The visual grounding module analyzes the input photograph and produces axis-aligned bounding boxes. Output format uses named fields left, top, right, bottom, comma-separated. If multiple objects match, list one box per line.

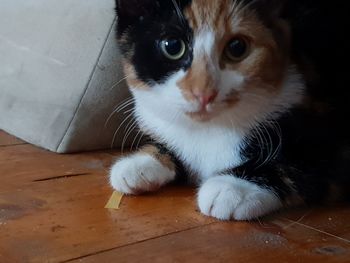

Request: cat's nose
left=194, top=90, right=218, bottom=109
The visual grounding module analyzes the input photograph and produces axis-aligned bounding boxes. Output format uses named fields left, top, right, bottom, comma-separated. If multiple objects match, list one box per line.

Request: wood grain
left=0, top=132, right=349, bottom=263
left=0, top=177, right=213, bottom=262
left=0, top=144, right=118, bottom=188
left=72, top=220, right=350, bottom=263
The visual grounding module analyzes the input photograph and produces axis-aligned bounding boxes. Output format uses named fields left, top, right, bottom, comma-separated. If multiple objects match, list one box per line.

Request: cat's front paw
left=197, top=175, right=282, bottom=220
left=109, top=153, right=176, bottom=194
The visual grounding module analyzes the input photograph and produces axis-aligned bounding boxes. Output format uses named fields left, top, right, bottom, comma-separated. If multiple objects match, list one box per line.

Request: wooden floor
left=0, top=130, right=349, bottom=263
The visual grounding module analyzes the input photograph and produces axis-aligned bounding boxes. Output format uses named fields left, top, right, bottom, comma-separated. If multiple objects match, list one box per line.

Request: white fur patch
left=198, top=175, right=282, bottom=220
left=133, top=98, right=244, bottom=179
left=194, top=29, right=216, bottom=58
left=109, top=153, right=176, bottom=194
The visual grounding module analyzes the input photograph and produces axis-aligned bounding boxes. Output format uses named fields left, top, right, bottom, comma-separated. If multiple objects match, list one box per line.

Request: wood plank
left=69, top=219, right=350, bottom=263
left=1, top=131, right=350, bottom=263
left=0, top=130, right=26, bottom=146
left=0, top=176, right=214, bottom=263
left=0, top=144, right=119, bottom=188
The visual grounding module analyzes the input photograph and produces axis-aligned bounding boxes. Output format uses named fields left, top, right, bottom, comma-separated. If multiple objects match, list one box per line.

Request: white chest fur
left=169, top=126, right=243, bottom=180
left=134, top=101, right=244, bottom=181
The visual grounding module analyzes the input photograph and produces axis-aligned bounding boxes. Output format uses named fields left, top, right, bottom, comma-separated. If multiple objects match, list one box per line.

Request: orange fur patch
left=179, top=0, right=290, bottom=102
left=141, top=145, right=176, bottom=171
left=178, top=56, right=217, bottom=102
left=123, top=61, right=149, bottom=89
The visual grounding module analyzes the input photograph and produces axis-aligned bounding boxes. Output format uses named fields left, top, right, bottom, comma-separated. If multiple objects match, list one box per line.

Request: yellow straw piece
left=105, top=191, right=124, bottom=210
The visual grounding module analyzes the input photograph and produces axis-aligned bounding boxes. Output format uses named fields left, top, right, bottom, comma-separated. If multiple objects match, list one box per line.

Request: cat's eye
left=225, top=37, right=249, bottom=62
left=160, top=38, right=186, bottom=60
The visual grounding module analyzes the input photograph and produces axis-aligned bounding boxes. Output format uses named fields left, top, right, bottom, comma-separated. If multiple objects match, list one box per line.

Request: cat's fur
left=110, top=0, right=350, bottom=220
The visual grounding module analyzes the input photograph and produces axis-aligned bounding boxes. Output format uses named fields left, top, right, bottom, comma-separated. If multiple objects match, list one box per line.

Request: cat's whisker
left=124, top=113, right=136, bottom=133
left=135, top=131, right=146, bottom=150
left=253, top=118, right=283, bottom=169
left=117, top=102, right=135, bottom=116
left=115, top=97, right=134, bottom=109
left=130, top=128, right=143, bottom=151
left=251, top=124, right=266, bottom=164
left=112, top=90, right=149, bottom=151
left=257, top=122, right=274, bottom=168
left=116, top=98, right=135, bottom=113
left=123, top=108, right=134, bottom=115
left=256, top=125, right=267, bottom=163
left=120, top=115, right=138, bottom=151
left=254, top=123, right=270, bottom=167
left=121, top=120, right=138, bottom=153
left=104, top=97, right=135, bottom=128
left=115, top=96, right=134, bottom=108
left=109, top=74, right=132, bottom=91
left=268, top=120, right=282, bottom=161
left=111, top=112, right=134, bottom=148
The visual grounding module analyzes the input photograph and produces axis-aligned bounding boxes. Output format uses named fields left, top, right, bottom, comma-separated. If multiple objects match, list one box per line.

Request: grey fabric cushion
left=0, top=0, right=132, bottom=153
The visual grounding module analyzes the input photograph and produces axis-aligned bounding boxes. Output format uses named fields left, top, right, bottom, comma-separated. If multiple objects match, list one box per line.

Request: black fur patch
left=116, top=0, right=193, bottom=84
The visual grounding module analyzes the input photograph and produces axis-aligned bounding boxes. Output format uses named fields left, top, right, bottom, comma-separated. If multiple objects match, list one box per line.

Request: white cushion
left=0, top=0, right=131, bottom=152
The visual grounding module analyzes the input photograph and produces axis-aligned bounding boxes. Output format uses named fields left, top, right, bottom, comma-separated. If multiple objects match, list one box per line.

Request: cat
left=109, top=0, right=350, bottom=220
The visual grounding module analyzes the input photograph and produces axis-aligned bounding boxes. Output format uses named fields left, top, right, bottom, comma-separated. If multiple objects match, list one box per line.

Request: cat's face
left=116, top=0, right=302, bottom=129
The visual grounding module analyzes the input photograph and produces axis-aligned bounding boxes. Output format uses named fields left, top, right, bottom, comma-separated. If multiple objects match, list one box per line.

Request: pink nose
left=194, top=90, right=218, bottom=108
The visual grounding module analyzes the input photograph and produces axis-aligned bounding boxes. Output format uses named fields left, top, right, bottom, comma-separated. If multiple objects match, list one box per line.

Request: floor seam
left=60, top=221, right=217, bottom=263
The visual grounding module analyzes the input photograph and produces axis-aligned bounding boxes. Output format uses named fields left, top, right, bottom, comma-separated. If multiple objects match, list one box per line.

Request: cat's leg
left=109, top=144, right=177, bottom=194
left=197, top=163, right=305, bottom=221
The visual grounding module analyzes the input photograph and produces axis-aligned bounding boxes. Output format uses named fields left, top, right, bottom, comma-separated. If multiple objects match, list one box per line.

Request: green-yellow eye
left=225, top=37, right=249, bottom=62
left=160, top=38, right=186, bottom=60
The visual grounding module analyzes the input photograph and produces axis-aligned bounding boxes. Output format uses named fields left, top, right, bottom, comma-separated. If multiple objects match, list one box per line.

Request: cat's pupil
left=226, top=38, right=248, bottom=61
left=165, top=39, right=181, bottom=55
left=160, top=38, right=186, bottom=60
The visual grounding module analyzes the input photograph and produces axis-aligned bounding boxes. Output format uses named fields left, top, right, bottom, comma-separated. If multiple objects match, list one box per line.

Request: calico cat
left=109, top=0, right=350, bottom=220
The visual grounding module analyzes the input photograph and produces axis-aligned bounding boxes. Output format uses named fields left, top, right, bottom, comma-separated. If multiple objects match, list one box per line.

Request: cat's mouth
left=185, top=98, right=239, bottom=122
left=186, top=104, right=220, bottom=121
left=186, top=110, right=214, bottom=122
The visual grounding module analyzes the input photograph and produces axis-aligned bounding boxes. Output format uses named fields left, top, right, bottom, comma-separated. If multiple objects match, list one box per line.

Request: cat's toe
left=198, top=175, right=282, bottom=220
left=109, top=153, right=176, bottom=194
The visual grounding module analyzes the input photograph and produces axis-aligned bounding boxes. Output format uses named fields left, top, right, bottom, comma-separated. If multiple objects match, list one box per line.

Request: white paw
left=198, top=175, right=282, bottom=221
left=109, top=153, right=175, bottom=194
